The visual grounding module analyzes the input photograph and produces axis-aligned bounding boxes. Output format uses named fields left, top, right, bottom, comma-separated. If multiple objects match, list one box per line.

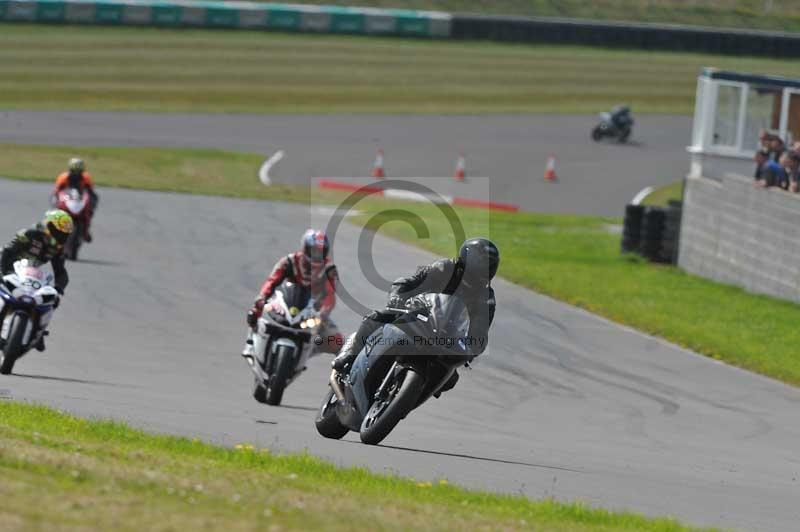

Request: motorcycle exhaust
left=329, top=369, right=347, bottom=403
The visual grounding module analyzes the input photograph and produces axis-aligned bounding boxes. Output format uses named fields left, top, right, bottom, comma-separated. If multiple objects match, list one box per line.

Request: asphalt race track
left=0, top=111, right=690, bottom=216
left=2, top=179, right=799, bottom=531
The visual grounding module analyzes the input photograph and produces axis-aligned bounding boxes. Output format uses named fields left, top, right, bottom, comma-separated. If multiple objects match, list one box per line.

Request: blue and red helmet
left=301, top=229, right=330, bottom=265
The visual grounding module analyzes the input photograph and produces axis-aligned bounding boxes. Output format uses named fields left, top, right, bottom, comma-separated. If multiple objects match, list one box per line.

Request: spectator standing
left=754, top=148, right=787, bottom=188
left=768, top=135, right=786, bottom=162
left=754, top=148, right=769, bottom=180
left=759, top=129, right=772, bottom=151
left=783, top=150, right=800, bottom=192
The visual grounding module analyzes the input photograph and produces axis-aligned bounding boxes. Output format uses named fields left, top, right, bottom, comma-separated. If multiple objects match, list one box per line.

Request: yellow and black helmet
left=43, top=209, right=74, bottom=245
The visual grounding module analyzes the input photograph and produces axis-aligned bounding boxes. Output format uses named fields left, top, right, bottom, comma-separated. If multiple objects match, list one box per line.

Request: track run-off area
left=0, top=111, right=690, bottom=216
left=1, top=179, right=800, bottom=531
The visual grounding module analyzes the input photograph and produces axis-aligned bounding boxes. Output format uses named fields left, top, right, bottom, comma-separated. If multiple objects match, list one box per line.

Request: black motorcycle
left=315, top=293, right=474, bottom=445
left=592, top=107, right=633, bottom=143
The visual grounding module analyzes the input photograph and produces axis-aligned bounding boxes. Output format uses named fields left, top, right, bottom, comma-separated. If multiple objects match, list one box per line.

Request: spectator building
left=689, top=68, right=800, bottom=180
left=680, top=68, right=800, bottom=305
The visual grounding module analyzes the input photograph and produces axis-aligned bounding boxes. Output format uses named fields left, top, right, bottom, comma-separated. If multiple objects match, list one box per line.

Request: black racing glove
left=247, top=297, right=267, bottom=328
left=387, top=294, right=405, bottom=309
left=404, top=295, right=429, bottom=311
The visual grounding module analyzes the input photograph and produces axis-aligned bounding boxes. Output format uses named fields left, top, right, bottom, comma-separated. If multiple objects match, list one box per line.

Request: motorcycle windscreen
left=414, top=293, right=471, bottom=355
left=276, top=281, right=311, bottom=316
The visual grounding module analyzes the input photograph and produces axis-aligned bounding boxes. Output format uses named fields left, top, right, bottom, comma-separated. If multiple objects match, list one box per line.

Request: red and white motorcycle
left=55, top=188, right=91, bottom=260
left=0, top=260, right=60, bottom=374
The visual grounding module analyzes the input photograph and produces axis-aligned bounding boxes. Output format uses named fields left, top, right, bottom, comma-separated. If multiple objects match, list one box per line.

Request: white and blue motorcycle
left=0, top=260, right=60, bottom=374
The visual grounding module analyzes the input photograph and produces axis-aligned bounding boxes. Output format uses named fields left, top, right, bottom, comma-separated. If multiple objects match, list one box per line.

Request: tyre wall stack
left=451, top=15, right=800, bottom=58
left=621, top=204, right=644, bottom=254
left=622, top=202, right=682, bottom=264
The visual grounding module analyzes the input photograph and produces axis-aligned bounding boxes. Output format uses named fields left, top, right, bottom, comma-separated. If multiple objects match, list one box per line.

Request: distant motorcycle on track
left=54, top=188, right=91, bottom=261
left=592, top=106, right=634, bottom=143
left=315, top=293, right=474, bottom=445
left=242, top=280, right=322, bottom=406
left=0, top=260, right=60, bottom=374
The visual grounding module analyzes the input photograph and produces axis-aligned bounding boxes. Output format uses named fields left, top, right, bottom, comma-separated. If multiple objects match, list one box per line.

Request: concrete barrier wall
left=0, top=0, right=452, bottom=37
left=679, top=173, right=800, bottom=303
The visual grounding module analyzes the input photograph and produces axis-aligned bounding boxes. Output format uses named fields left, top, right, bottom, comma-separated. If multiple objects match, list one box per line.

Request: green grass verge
left=0, top=144, right=332, bottom=204
left=5, top=24, right=800, bottom=114
left=4, top=143, right=800, bottom=386
left=642, top=180, right=684, bottom=207
left=350, top=200, right=800, bottom=385
left=278, top=0, right=800, bottom=33
left=0, top=401, right=705, bottom=531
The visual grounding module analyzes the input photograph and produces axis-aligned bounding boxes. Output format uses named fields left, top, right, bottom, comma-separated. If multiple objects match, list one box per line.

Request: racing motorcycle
left=242, top=280, right=322, bottom=406
left=55, top=188, right=91, bottom=261
left=315, top=293, right=474, bottom=445
left=592, top=107, right=634, bottom=143
left=0, top=260, right=60, bottom=375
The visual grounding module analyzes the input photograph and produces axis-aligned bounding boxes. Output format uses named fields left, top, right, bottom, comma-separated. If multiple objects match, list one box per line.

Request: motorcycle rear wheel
left=360, top=368, right=425, bottom=445
left=315, top=388, right=349, bottom=439
left=265, top=345, right=294, bottom=406
left=0, top=314, right=27, bottom=375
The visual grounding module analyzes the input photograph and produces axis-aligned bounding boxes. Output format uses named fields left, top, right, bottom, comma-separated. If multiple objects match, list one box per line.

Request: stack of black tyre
left=659, top=201, right=683, bottom=264
left=621, top=204, right=645, bottom=253
left=621, top=202, right=682, bottom=264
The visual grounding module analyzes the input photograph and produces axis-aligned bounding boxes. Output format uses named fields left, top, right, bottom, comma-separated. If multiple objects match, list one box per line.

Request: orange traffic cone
left=544, top=154, right=558, bottom=182
left=454, top=152, right=466, bottom=181
left=372, top=149, right=386, bottom=179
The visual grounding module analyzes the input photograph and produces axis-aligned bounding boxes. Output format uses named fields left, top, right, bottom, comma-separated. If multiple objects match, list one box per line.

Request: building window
left=744, top=86, right=782, bottom=151
left=712, top=84, right=742, bottom=148
left=784, top=92, right=800, bottom=146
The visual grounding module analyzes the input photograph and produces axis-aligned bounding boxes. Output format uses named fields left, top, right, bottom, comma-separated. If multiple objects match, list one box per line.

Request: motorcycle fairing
left=347, top=323, right=411, bottom=419
left=0, top=261, right=58, bottom=353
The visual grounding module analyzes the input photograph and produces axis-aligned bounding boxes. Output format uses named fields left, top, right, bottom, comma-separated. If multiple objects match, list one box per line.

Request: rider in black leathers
left=1, top=210, right=73, bottom=352
left=332, top=238, right=499, bottom=396
left=609, top=105, right=632, bottom=131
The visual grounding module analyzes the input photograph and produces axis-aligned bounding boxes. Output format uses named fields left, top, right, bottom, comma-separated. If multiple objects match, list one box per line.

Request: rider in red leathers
left=242, top=229, right=343, bottom=357
left=52, top=158, right=99, bottom=243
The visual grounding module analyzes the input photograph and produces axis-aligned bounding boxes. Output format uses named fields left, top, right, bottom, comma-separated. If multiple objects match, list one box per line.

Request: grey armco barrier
left=679, top=174, right=800, bottom=304
left=0, top=0, right=451, bottom=37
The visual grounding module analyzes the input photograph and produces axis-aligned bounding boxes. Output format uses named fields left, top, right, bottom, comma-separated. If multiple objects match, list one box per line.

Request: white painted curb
left=258, top=150, right=284, bottom=186
left=631, top=186, right=654, bottom=206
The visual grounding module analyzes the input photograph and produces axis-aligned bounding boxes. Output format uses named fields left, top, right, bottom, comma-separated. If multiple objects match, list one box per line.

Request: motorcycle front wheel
left=591, top=127, right=603, bottom=142
left=265, top=344, right=294, bottom=406
left=360, top=368, right=425, bottom=445
left=0, top=314, right=27, bottom=375
left=315, top=388, right=349, bottom=439
left=65, top=219, right=83, bottom=261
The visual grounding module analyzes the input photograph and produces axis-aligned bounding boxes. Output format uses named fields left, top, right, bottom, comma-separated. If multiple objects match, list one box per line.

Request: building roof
left=701, top=67, right=800, bottom=89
